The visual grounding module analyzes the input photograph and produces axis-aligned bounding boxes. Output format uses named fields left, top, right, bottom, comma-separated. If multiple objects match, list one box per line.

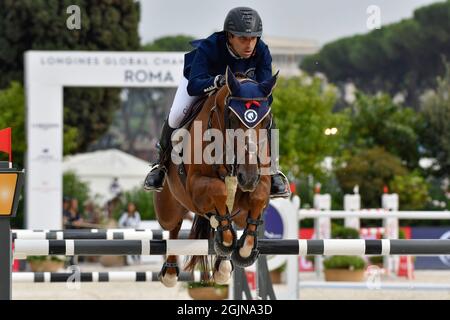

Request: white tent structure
left=63, top=149, right=149, bottom=203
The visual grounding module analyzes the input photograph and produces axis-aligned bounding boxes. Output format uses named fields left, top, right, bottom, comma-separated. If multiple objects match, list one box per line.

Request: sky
left=139, top=0, right=441, bottom=46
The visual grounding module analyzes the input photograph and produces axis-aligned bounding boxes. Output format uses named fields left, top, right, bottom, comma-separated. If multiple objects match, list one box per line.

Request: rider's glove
left=214, top=74, right=226, bottom=88
left=203, top=75, right=226, bottom=93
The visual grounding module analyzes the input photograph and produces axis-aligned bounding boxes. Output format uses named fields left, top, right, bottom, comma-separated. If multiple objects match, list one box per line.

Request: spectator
left=109, top=177, right=122, bottom=200
left=118, top=202, right=141, bottom=264
left=63, top=198, right=84, bottom=229
left=84, top=200, right=102, bottom=226
left=63, top=198, right=84, bottom=265
left=63, top=196, right=71, bottom=219
left=118, top=202, right=141, bottom=228
left=106, top=177, right=123, bottom=219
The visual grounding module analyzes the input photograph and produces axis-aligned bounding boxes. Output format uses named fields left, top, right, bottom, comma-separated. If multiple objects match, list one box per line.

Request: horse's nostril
left=238, top=172, right=244, bottom=183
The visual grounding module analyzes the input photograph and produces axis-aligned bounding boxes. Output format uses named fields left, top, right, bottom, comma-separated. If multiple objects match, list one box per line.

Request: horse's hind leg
left=158, top=220, right=183, bottom=287
left=154, top=186, right=186, bottom=287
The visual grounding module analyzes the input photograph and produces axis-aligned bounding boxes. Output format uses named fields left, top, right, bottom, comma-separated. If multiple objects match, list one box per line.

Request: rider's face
left=228, top=34, right=258, bottom=58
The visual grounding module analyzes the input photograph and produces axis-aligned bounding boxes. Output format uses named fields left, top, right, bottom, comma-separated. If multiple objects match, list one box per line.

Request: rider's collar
left=226, top=42, right=244, bottom=59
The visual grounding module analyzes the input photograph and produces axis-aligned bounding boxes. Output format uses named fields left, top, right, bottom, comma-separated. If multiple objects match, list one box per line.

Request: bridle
left=206, top=80, right=272, bottom=181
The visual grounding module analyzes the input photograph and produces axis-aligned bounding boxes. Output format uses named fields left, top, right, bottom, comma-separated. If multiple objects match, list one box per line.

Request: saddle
left=178, top=96, right=208, bottom=129
left=173, top=95, right=209, bottom=186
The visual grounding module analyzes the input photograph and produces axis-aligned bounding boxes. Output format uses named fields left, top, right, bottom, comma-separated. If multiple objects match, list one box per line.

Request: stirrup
left=270, top=170, right=291, bottom=199
left=143, top=164, right=167, bottom=192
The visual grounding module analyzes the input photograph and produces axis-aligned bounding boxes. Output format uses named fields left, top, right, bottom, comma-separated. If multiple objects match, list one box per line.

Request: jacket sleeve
left=256, top=44, right=274, bottom=105
left=187, top=45, right=216, bottom=96
left=255, top=43, right=273, bottom=83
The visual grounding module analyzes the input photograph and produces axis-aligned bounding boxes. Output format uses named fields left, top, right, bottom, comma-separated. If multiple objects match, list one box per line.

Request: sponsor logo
left=32, top=148, right=60, bottom=163
left=31, top=123, right=60, bottom=130
left=244, top=109, right=258, bottom=123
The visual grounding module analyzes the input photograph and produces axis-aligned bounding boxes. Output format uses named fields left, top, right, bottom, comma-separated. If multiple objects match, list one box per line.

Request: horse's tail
left=185, top=214, right=213, bottom=277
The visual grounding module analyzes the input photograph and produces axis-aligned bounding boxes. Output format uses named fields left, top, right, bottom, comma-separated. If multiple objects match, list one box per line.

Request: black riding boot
left=143, top=120, right=175, bottom=192
left=268, top=118, right=291, bottom=198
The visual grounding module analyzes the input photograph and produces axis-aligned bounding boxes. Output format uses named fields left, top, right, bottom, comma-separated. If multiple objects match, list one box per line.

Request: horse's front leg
left=232, top=177, right=270, bottom=268
left=188, top=175, right=237, bottom=256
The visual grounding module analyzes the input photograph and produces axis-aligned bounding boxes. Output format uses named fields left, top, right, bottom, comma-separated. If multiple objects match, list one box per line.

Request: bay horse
left=154, top=66, right=278, bottom=287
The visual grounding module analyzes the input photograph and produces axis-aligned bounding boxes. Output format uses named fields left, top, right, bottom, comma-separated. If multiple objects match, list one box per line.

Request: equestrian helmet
left=224, top=7, right=263, bottom=37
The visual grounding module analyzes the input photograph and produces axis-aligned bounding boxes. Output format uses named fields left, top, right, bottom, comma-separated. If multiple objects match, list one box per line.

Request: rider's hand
left=214, top=74, right=226, bottom=88
left=204, top=75, right=226, bottom=94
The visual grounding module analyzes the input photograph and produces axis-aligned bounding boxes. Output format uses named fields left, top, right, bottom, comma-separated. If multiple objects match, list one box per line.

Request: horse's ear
left=226, top=66, right=240, bottom=95
left=259, top=70, right=279, bottom=96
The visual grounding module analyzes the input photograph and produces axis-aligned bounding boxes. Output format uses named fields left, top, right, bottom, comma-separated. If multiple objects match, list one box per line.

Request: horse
left=153, top=66, right=278, bottom=287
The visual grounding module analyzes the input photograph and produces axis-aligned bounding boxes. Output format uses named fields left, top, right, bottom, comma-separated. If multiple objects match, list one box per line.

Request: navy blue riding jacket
left=183, top=31, right=273, bottom=100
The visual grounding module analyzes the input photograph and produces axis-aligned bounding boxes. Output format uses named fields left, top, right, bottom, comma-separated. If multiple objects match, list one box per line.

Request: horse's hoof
left=213, top=270, right=231, bottom=285
left=159, top=272, right=178, bottom=288
left=158, top=261, right=179, bottom=288
left=238, top=243, right=253, bottom=258
left=213, top=228, right=236, bottom=256
left=231, top=247, right=260, bottom=268
left=213, top=259, right=233, bottom=285
left=214, top=239, right=234, bottom=256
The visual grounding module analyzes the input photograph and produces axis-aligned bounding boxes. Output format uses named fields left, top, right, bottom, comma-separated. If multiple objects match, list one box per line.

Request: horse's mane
left=234, top=72, right=258, bottom=83
left=234, top=72, right=247, bottom=79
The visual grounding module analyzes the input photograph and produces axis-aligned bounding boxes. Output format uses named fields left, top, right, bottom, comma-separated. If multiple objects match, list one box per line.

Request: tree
left=420, top=60, right=450, bottom=178
left=141, top=35, right=195, bottom=52
left=0, top=0, right=140, bottom=152
left=112, top=187, right=156, bottom=221
left=63, top=170, right=91, bottom=216
left=335, top=147, right=407, bottom=208
left=271, top=74, right=346, bottom=179
left=301, top=1, right=450, bottom=108
left=0, top=82, right=79, bottom=167
left=342, top=92, right=422, bottom=169
left=0, top=82, right=26, bottom=166
left=389, top=172, right=429, bottom=210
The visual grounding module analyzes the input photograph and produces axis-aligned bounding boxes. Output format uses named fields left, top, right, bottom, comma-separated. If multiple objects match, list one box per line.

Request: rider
left=143, top=6, right=290, bottom=198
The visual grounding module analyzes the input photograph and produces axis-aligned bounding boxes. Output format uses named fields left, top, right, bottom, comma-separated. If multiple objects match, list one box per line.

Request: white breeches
left=168, top=76, right=197, bottom=128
